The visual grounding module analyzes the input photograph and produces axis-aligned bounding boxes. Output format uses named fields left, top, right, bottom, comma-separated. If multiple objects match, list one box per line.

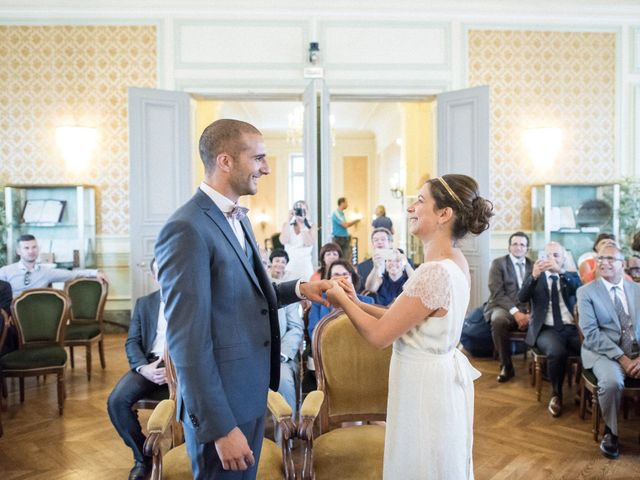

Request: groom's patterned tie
left=612, top=286, right=639, bottom=359
left=228, top=205, right=249, bottom=221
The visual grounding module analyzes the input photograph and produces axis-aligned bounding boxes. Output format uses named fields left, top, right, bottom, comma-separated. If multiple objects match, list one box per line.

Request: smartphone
left=537, top=251, right=546, bottom=261
left=376, top=248, right=394, bottom=260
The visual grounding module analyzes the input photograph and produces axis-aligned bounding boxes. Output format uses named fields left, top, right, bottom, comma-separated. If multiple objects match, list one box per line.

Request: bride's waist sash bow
left=393, top=345, right=481, bottom=386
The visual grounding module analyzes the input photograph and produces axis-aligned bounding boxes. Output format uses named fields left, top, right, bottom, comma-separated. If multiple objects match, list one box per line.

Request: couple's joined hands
left=298, top=278, right=358, bottom=308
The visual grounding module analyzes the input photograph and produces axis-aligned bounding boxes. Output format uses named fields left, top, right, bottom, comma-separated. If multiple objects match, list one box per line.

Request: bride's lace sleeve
left=402, top=262, right=451, bottom=311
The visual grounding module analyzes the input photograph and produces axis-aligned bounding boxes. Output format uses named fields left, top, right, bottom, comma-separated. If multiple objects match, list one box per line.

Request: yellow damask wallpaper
left=0, top=25, right=157, bottom=235
left=468, top=30, right=616, bottom=231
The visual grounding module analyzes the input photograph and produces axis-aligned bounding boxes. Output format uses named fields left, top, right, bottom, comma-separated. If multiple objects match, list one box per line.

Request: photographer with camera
left=279, top=200, right=315, bottom=281
left=364, top=248, right=414, bottom=306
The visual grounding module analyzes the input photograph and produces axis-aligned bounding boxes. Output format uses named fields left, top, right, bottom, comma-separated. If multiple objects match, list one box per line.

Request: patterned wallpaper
left=468, top=30, right=616, bottom=231
left=0, top=25, right=157, bottom=235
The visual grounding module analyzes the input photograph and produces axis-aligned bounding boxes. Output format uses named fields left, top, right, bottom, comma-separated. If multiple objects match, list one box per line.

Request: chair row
left=145, top=309, right=391, bottom=479
left=0, top=278, right=107, bottom=427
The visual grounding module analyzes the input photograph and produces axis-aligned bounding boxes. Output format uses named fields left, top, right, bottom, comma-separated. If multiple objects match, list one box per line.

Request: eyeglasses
left=596, top=256, right=624, bottom=264
left=24, top=270, right=31, bottom=286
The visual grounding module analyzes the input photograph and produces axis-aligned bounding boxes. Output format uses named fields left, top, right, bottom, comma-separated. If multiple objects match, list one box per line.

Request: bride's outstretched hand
left=335, top=277, right=359, bottom=304
left=326, top=280, right=348, bottom=307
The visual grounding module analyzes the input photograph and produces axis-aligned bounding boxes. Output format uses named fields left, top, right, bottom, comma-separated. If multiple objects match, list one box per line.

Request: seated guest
left=519, top=241, right=581, bottom=417
left=268, top=249, right=304, bottom=415
left=309, top=242, right=342, bottom=282
left=626, top=254, right=640, bottom=283
left=0, top=279, right=18, bottom=355
left=579, top=242, right=640, bottom=459
left=107, top=258, right=169, bottom=480
left=364, top=249, right=413, bottom=306
left=357, top=227, right=393, bottom=289
left=0, top=234, right=108, bottom=297
left=308, top=259, right=374, bottom=341
left=578, top=233, right=616, bottom=284
left=484, top=231, right=533, bottom=383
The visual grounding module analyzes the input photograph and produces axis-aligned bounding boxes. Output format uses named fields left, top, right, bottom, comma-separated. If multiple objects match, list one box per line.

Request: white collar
left=601, top=277, right=624, bottom=292
left=200, top=181, right=238, bottom=214
left=17, top=260, right=40, bottom=272
left=509, top=254, right=526, bottom=265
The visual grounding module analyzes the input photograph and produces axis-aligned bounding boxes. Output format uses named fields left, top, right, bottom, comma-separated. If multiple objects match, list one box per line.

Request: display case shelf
left=4, top=185, right=96, bottom=268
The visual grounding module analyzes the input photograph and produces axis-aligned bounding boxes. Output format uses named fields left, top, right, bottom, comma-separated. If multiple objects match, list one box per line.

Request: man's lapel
left=623, top=280, right=638, bottom=327
left=595, top=279, right=620, bottom=327
left=195, top=191, right=263, bottom=295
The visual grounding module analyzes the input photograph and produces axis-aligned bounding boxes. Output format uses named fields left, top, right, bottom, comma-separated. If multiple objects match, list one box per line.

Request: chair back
left=313, top=309, right=392, bottom=429
left=11, top=288, right=69, bottom=347
left=64, top=278, right=107, bottom=325
left=163, top=349, right=179, bottom=401
left=0, top=309, right=8, bottom=353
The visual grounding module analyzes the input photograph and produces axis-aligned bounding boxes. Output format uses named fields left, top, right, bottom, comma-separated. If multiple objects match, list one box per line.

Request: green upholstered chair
left=298, top=309, right=392, bottom=480
left=63, top=278, right=108, bottom=381
left=1, top=289, right=69, bottom=415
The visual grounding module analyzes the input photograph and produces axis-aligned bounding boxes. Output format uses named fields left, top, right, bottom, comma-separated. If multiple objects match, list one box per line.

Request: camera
left=294, top=207, right=306, bottom=217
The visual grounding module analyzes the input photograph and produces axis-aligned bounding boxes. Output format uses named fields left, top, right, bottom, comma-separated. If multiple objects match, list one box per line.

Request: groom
left=155, top=119, right=330, bottom=479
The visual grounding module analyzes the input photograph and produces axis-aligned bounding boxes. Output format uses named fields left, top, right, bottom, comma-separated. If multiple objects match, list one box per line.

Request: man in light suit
left=155, top=119, right=330, bottom=479
left=268, top=248, right=304, bottom=415
left=519, top=241, right=581, bottom=417
left=107, top=258, right=169, bottom=480
left=484, top=231, right=533, bottom=382
left=578, top=242, right=640, bottom=459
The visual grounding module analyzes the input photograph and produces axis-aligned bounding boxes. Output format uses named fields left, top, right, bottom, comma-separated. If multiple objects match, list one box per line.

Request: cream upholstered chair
left=144, top=351, right=296, bottom=480
left=298, top=309, right=392, bottom=480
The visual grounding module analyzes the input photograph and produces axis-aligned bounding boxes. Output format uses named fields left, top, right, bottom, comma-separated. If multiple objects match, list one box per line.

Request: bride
left=326, top=174, right=493, bottom=479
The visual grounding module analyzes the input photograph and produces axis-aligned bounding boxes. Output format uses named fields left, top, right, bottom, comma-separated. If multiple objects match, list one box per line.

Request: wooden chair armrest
left=268, top=389, right=296, bottom=443
left=144, top=399, right=175, bottom=457
left=298, top=390, right=325, bottom=441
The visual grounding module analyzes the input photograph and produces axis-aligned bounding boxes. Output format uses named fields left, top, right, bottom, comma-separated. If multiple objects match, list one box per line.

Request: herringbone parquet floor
left=0, top=334, right=638, bottom=479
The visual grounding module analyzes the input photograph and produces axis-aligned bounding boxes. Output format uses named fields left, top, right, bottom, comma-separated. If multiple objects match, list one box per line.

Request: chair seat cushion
left=162, top=438, right=283, bottom=479
left=65, top=323, right=101, bottom=341
left=0, top=346, right=67, bottom=370
left=163, top=443, right=191, bottom=479
left=257, top=438, right=284, bottom=479
left=313, top=424, right=385, bottom=480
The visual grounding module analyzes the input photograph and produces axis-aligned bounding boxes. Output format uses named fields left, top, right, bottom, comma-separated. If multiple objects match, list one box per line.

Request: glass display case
left=4, top=185, right=96, bottom=268
left=531, top=184, right=619, bottom=263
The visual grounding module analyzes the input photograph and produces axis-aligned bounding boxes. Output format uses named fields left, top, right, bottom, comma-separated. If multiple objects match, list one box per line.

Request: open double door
left=128, top=84, right=489, bottom=308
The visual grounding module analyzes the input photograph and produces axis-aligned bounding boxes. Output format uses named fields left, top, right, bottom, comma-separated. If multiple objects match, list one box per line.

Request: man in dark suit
left=155, top=119, right=330, bottom=479
left=519, top=241, right=581, bottom=417
left=0, top=279, right=18, bottom=355
left=484, top=232, right=533, bottom=382
left=579, top=242, right=640, bottom=459
left=107, top=258, right=169, bottom=480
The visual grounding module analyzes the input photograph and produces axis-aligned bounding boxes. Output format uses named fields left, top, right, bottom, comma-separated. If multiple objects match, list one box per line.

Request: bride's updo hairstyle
left=426, top=174, right=493, bottom=240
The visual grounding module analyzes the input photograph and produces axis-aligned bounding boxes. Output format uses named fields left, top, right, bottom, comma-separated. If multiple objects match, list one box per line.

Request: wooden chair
left=509, top=330, right=529, bottom=362
left=530, top=346, right=581, bottom=402
left=579, top=369, right=640, bottom=442
left=0, top=289, right=69, bottom=415
left=298, top=309, right=392, bottom=480
left=64, top=278, right=108, bottom=381
left=143, top=352, right=296, bottom=479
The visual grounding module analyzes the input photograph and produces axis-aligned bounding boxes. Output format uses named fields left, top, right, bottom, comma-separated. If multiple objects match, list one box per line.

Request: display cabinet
left=531, top=184, right=619, bottom=263
left=4, top=185, right=96, bottom=268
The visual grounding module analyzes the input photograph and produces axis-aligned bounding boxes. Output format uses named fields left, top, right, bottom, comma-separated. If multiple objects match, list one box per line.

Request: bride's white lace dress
left=384, top=259, right=480, bottom=479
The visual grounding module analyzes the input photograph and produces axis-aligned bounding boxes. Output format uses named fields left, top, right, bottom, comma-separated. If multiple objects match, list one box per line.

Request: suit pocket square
left=214, top=343, right=250, bottom=363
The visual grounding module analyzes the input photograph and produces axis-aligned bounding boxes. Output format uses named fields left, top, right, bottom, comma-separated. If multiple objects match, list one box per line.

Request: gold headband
left=436, top=177, right=464, bottom=207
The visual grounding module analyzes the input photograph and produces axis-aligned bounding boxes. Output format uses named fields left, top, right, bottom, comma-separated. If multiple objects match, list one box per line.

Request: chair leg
left=86, top=345, right=92, bottom=381
left=535, top=360, right=543, bottom=402
left=19, top=377, right=24, bottom=403
left=57, top=372, right=64, bottom=415
left=579, top=381, right=586, bottom=420
left=98, top=339, right=106, bottom=369
left=529, top=361, right=535, bottom=387
left=69, top=346, right=75, bottom=369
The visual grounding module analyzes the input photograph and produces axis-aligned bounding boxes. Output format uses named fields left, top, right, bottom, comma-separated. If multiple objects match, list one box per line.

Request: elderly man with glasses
left=0, top=234, right=108, bottom=297
left=578, top=242, right=640, bottom=459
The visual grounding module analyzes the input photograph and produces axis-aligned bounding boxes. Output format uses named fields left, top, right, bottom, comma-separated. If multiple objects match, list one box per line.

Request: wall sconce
left=56, top=126, right=97, bottom=170
left=254, top=211, right=270, bottom=231
left=389, top=174, right=404, bottom=199
left=522, top=127, right=562, bottom=168
left=308, top=42, right=320, bottom=65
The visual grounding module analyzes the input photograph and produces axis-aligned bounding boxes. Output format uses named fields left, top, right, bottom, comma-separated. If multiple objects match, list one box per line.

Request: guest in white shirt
left=0, top=234, right=108, bottom=297
left=107, top=258, right=168, bottom=480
